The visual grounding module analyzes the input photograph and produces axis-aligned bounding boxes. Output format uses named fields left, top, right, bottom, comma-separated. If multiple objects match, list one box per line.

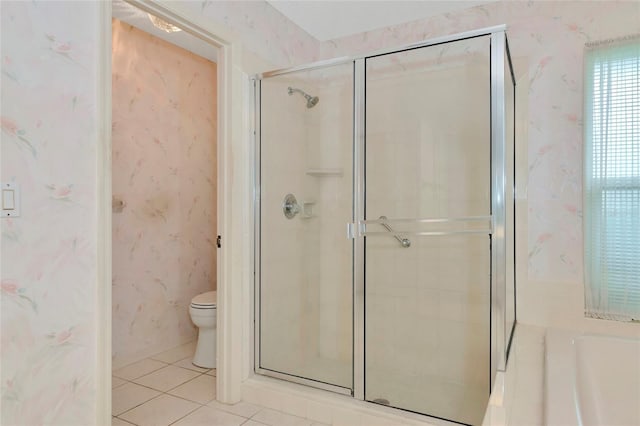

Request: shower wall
left=306, top=80, right=353, bottom=364
left=111, top=20, right=217, bottom=367
left=259, top=78, right=308, bottom=372
left=259, top=68, right=353, bottom=387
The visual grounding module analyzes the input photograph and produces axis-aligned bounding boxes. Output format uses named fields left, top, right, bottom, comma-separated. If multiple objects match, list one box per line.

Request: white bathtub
left=545, top=330, right=640, bottom=426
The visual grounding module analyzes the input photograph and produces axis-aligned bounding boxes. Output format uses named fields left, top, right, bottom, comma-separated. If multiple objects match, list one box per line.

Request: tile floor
left=112, top=342, right=327, bottom=426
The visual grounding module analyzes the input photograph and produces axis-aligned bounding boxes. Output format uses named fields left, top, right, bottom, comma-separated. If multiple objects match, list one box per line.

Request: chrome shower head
left=288, top=86, right=319, bottom=109
left=306, top=95, right=319, bottom=108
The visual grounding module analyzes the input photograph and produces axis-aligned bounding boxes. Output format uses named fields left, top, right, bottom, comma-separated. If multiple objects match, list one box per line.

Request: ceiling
left=266, top=1, right=495, bottom=41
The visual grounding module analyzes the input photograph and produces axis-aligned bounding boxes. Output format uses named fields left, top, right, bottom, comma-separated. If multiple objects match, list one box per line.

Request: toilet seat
left=190, top=291, right=216, bottom=309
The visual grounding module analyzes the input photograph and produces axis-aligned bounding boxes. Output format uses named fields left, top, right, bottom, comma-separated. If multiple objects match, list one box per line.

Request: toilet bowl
left=189, top=291, right=217, bottom=368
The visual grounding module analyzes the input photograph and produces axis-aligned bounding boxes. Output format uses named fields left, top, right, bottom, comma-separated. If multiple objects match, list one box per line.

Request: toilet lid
left=191, top=291, right=217, bottom=308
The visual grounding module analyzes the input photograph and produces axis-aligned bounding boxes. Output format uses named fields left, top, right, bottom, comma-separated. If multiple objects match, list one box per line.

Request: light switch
left=2, top=183, right=19, bottom=218
left=3, top=189, right=15, bottom=210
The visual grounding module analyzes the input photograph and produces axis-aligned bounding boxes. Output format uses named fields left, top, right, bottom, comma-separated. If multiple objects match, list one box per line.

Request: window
left=584, top=38, right=640, bottom=321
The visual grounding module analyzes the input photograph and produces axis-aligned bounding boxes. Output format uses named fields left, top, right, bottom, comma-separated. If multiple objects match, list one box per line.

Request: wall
left=318, top=1, right=640, bottom=335
left=307, top=76, right=353, bottom=370
left=166, top=0, right=320, bottom=68
left=0, top=2, right=100, bottom=424
left=111, top=19, right=217, bottom=368
left=0, top=1, right=320, bottom=424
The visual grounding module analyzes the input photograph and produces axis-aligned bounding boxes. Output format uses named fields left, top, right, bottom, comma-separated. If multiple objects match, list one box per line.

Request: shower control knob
left=282, top=193, right=301, bottom=219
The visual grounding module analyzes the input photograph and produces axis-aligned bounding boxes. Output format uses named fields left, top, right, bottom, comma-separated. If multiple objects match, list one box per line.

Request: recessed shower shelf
left=306, top=168, right=344, bottom=177
left=301, top=200, right=316, bottom=219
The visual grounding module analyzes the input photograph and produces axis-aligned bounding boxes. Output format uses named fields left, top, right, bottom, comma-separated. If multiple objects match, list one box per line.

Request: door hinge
left=217, top=235, right=222, bottom=248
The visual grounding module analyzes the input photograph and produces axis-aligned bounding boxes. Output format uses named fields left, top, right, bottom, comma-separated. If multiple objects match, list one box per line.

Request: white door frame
left=97, top=1, right=246, bottom=423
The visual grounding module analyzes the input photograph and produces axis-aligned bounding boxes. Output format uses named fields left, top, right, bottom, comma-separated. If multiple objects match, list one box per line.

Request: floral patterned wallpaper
left=111, top=20, right=217, bottom=368
left=319, top=0, right=640, bottom=284
left=1, top=2, right=100, bottom=424
left=0, top=1, right=318, bottom=424
left=175, top=0, right=321, bottom=67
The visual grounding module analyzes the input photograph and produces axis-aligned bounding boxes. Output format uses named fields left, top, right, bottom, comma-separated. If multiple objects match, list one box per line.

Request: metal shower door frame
left=252, top=24, right=514, bottom=415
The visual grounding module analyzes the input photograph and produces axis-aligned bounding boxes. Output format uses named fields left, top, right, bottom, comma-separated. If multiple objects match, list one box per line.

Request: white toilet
left=189, top=291, right=217, bottom=368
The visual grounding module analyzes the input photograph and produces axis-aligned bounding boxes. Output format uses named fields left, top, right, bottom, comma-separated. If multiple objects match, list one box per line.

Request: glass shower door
left=257, top=63, right=354, bottom=391
left=363, top=36, right=492, bottom=425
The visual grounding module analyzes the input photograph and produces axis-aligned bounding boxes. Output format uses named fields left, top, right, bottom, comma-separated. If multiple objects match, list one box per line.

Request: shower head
left=288, top=86, right=319, bottom=108
left=306, top=95, right=319, bottom=108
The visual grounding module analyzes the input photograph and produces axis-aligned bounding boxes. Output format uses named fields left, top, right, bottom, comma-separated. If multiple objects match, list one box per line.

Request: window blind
left=584, top=37, right=640, bottom=321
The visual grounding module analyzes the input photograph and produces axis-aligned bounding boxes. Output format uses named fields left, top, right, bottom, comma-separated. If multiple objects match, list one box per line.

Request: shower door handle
left=378, top=216, right=411, bottom=248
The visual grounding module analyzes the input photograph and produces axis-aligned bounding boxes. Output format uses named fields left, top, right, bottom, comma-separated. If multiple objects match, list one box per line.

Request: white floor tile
left=242, top=421, right=268, bottom=426
left=112, top=376, right=128, bottom=389
left=252, top=408, right=313, bottom=426
left=112, top=417, right=135, bottom=425
left=173, top=357, right=210, bottom=373
left=113, top=358, right=168, bottom=380
left=150, top=342, right=196, bottom=364
left=133, top=365, right=200, bottom=392
left=206, top=369, right=216, bottom=376
left=112, top=382, right=161, bottom=416
left=207, top=400, right=262, bottom=419
left=119, top=394, right=200, bottom=426
left=168, top=374, right=216, bottom=404
left=172, top=405, right=246, bottom=426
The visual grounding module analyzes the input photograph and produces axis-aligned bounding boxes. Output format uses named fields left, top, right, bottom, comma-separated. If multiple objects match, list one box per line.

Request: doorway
left=110, top=1, right=220, bottom=422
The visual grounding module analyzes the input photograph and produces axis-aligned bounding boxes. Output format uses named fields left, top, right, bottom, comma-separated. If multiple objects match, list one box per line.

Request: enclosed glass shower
left=253, top=26, right=516, bottom=426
